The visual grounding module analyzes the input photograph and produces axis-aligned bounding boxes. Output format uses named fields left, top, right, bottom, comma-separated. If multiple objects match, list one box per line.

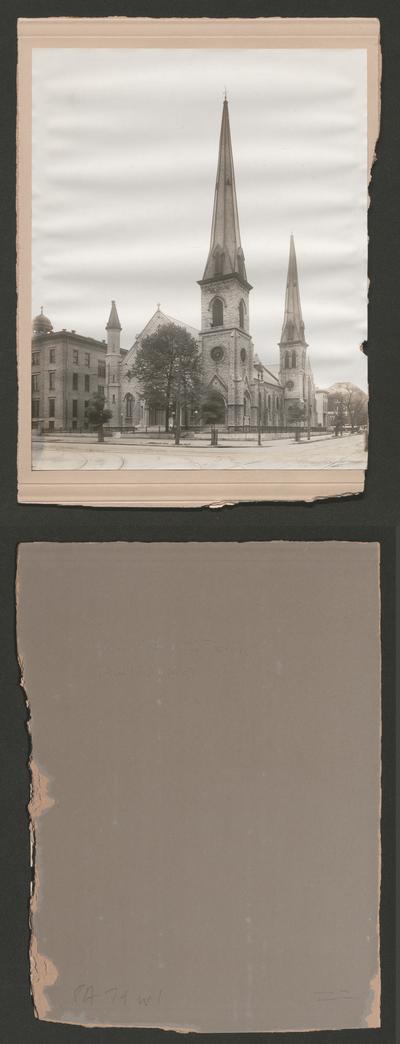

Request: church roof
left=279, top=236, right=307, bottom=346
left=106, top=300, right=122, bottom=331
left=262, top=362, right=281, bottom=384
left=124, top=308, right=199, bottom=367
left=201, top=99, right=250, bottom=288
left=253, top=355, right=281, bottom=386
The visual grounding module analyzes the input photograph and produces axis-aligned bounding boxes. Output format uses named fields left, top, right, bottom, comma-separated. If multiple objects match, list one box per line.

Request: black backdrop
left=0, top=1, right=398, bottom=1042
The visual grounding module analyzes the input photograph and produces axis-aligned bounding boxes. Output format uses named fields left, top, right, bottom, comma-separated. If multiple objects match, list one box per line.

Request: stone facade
left=199, top=276, right=254, bottom=426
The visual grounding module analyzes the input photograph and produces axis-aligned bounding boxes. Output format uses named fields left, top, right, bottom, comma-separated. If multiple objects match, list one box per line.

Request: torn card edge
left=15, top=552, right=59, bottom=1020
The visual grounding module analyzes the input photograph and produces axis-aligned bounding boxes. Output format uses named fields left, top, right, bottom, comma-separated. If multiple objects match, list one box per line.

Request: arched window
left=285, top=351, right=290, bottom=369
left=291, top=349, right=297, bottom=368
left=268, top=394, right=271, bottom=410
left=212, top=297, right=223, bottom=327
left=125, top=393, right=134, bottom=420
left=239, top=300, right=245, bottom=329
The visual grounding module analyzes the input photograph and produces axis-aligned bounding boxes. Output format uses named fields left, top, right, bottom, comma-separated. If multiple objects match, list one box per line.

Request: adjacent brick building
left=31, top=311, right=109, bottom=432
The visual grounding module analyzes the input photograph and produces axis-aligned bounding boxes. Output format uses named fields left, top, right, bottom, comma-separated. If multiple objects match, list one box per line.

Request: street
left=32, top=432, right=367, bottom=471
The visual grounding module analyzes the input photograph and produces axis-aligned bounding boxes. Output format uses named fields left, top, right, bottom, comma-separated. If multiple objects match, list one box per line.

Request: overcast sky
left=32, top=47, right=368, bottom=390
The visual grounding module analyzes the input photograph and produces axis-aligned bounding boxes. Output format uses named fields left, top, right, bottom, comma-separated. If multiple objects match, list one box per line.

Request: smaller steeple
left=279, top=236, right=307, bottom=346
left=106, top=300, right=121, bottom=355
left=106, top=300, right=122, bottom=331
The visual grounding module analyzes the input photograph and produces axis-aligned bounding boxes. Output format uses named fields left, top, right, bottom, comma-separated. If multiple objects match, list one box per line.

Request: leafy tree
left=127, top=323, right=202, bottom=432
left=85, top=392, right=113, bottom=443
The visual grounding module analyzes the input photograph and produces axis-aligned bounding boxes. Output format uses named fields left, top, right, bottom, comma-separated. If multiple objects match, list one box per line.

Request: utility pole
left=175, top=351, right=181, bottom=446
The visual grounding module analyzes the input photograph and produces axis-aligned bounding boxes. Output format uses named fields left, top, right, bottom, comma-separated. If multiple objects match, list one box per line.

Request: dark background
left=0, top=1, right=398, bottom=1042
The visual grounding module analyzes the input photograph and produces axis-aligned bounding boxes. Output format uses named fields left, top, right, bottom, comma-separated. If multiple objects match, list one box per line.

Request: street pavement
left=32, top=432, right=367, bottom=471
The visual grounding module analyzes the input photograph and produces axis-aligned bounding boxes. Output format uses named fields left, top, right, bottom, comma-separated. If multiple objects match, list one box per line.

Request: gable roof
left=124, top=308, right=199, bottom=367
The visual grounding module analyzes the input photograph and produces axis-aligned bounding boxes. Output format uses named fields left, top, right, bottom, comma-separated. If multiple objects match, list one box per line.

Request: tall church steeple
left=279, top=237, right=312, bottom=414
left=198, top=98, right=254, bottom=427
left=201, top=98, right=250, bottom=289
left=280, top=235, right=306, bottom=346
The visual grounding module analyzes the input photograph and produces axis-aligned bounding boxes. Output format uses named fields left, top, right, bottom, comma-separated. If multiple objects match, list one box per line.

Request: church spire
left=280, top=236, right=307, bottom=345
left=201, top=99, right=250, bottom=288
left=106, top=300, right=122, bottom=331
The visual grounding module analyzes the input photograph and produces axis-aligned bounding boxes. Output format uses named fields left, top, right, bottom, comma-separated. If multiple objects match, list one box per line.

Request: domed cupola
left=32, top=307, right=53, bottom=336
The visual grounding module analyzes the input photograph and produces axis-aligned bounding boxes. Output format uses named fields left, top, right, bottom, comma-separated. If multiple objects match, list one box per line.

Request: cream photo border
left=17, top=17, right=381, bottom=506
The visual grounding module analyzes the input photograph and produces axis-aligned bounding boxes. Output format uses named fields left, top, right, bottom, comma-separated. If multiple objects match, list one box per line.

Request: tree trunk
left=98, top=424, right=104, bottom=443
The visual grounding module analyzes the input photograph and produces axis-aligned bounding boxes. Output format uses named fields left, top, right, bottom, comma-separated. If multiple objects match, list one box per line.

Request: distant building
left=315, top=389, right=329, bottom=429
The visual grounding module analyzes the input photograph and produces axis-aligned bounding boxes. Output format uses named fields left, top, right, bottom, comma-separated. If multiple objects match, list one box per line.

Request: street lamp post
left=257, top=369, right=262, bottom=446
left=307, top=377, right=311, bottom=441
left=175, top=353, right=181, bottom=446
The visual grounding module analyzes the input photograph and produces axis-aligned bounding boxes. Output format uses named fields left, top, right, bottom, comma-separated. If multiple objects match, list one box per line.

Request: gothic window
left=212, top=297, right=223, bottom=327
left=239, top=300, right=245, bottom=329
left=268, top=394, right=271, bottom=410
left=125, top=393, right=134, bottom=420
left=285, top=351, right=290, bottom=369
left=291, top=349, right=297, bottom=368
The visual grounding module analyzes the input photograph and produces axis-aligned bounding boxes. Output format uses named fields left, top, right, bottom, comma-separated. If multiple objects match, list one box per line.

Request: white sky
left=32, top=47, right=368, bottom=390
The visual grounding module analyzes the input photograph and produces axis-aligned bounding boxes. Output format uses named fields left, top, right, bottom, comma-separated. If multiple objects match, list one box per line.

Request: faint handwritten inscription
left=73, top=984, right=164, bottom=1008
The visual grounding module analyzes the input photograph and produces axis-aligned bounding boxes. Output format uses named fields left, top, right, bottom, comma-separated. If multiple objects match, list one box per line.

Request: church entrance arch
left=210, top=391, right=226, bottom=424
left=203, top=389, right=226, bottom=426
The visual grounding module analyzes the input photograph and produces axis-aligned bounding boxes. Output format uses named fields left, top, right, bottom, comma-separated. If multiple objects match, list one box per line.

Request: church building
left=31, top=98, right=317, bottom=433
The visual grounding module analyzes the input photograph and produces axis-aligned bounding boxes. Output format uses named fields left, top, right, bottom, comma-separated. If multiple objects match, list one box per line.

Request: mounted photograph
left=17, top=18, right=380, bottom=504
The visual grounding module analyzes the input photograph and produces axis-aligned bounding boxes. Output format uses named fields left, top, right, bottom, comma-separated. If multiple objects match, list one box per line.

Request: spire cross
left=224, top=86, right=227, bottom=101
left=157, top=302, right=161, bottom=311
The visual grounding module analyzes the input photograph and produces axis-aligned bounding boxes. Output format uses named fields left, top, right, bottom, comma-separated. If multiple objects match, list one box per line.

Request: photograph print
left=30, top=44, right=369, bottom=474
